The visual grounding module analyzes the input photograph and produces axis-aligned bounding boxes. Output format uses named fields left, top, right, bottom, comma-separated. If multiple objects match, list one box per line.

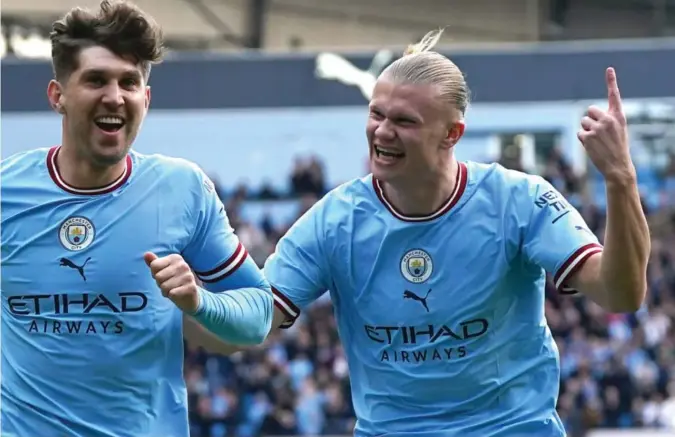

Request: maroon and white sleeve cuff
left=272, top=286, right=301, bottom=329
left=553, top=243, right=603, bottom=295
left=194, top=241, right=248, bottom=283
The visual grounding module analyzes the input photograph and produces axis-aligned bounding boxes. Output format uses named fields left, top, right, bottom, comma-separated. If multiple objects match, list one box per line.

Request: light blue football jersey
left=265, top=161, right=603, bottom=437
left=1, top=146, right=267, bottom=437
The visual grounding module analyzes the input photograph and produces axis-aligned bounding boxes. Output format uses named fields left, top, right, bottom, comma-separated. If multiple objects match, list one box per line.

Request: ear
left=47, top=80, right=66, bottom=114
left=144, top=86, right=151, bottom=112
left=440, top=121, right=465, bottom=150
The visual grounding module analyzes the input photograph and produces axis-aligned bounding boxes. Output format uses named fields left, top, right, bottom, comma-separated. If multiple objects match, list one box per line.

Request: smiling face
left=366, top=77, right=464, bottom=184
left=47, top=45, right=150, bottom=167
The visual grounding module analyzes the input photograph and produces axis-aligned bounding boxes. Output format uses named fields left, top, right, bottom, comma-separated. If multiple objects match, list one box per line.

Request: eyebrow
left=370, top=105, right=422, bottom=122
left=81, top=68, right=142, bottom=79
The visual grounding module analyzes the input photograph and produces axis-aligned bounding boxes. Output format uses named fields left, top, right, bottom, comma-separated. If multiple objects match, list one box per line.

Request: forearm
left=183, top=314, right=250, bottom=355
left=191, top=286, right=274, bottom=345
left=601, top=176, right=650, bottom=310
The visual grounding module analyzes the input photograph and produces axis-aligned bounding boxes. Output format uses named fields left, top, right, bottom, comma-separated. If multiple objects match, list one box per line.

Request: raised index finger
left=606, top=67, right=622, bottom=112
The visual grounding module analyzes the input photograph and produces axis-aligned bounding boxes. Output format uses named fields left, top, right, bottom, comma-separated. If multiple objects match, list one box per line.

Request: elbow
left=605, top=283, right=647, bottom=313
left=243, top=290, right=275, bottom=345
left=216, top=321, right=269, bottom=347
left=214, top=324, right=269, bottom=347
left=239, top=306, right=274, bottom=346
left=607, top=301, right=642, bottom=314
left=243, top=323, right=270, bottom=346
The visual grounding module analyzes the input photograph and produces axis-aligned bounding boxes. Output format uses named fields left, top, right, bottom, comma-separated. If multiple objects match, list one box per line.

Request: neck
left=57, top=144, right=126, bottom=189
left=382, top=158, right=458, bottom=216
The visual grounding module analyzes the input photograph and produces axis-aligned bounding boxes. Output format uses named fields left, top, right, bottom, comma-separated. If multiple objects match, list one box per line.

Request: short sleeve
left=182, top=167, right=268, bottom=292
left=521, top=177, right=603, bottom=294
left=263, top=198, right=331, bottom=328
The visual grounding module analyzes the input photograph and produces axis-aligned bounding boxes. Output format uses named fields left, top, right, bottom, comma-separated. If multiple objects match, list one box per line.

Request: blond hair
left=381, top=28, right=469, bottom=115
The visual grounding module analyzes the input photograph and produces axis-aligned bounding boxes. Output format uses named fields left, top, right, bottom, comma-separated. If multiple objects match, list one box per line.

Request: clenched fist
left=144, top=252, right=200, bottom=314
left=577, top=67, right=635, bottom=184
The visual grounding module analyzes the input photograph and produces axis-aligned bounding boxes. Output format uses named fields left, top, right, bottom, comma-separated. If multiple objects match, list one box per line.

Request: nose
left=100, top=83, right=124, bottom=108
left=373, top=119, right=396, bottom=142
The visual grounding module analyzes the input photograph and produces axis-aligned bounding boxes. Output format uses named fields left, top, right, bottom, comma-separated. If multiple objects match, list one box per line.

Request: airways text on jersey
left=350, top=241, right=500, bottom=369
left=4, top=208, right=164, bottom=338
left=364, top=318, right=489, bottom=364
left=8, top=291, right=148, bottom=336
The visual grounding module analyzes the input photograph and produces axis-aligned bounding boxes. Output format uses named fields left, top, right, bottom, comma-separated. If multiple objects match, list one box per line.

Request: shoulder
left=285, top=176, right=372, bottom=244
left=1, top=148, right=50, bottom=176
left=131, top=151, right=214, bottom=190
left=327, top=175, right=372, bottom=203
left=466, top=161, right=549, bottom=200
left=311, top=175, right=374, bottom=220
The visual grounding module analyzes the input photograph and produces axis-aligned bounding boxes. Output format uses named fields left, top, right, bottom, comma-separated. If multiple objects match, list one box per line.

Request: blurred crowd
left=184, top=150, right=675, bottom=437
left=542, top=149, right=675, bottom=437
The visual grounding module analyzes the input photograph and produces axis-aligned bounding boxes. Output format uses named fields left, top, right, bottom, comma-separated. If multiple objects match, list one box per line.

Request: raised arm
left=568, top=67, right=649, bottom=311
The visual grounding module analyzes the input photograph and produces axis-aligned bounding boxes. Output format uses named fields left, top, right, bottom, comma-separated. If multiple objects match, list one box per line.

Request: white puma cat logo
left=314, top=50, right=395, bottom=100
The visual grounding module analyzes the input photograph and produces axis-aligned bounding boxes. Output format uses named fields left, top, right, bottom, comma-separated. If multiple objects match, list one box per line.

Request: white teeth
left=95, top=116, right=124, bottom=125
left=376, top=146, right=404, bottom=156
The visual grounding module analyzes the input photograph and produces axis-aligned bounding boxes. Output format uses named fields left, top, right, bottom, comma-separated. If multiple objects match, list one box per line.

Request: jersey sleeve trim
left=193, top=241, right=248, bottom=283
left=271, top=286, right=300, bottom=329
left=553, top=243, right=603, bottom=295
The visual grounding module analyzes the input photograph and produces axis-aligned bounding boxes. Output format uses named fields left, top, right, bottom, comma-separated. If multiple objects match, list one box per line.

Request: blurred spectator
left=542, top=146, right=578, bottom=195
left=290, top=156, right=326, bottom=197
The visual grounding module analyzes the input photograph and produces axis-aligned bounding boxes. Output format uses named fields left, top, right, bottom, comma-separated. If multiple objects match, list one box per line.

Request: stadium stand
left=4, top=0, right=675, bottom=54
left=0, top=0, right=537, bottom=53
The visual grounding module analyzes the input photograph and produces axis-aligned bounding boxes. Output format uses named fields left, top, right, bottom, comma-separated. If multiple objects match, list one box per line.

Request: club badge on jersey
left=400, top=249, right=433, bottom=284
left=59, top=216, right=96, bottom=251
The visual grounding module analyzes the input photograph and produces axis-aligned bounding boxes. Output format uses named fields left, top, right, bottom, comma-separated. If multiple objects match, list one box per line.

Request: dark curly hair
left=50, top=0, right=165, bottom=81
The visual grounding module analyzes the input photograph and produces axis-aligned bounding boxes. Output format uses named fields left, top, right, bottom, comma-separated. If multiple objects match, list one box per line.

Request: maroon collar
left=47, top=146, right=132, bottom=195
left=372, top=162, right=468, bottom=222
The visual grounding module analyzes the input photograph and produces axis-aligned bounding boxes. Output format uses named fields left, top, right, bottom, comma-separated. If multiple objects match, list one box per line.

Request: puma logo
left=60, top=257, right=91, bottom=282
left=403, top=289, right=432, bottom=312
left=314, top=49, right=395, bottom=100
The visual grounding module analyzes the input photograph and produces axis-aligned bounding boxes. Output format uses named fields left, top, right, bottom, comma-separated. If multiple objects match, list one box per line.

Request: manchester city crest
left=400, top=249, right=433, bottom=283
left=59, top=216, right=95, bottom=251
